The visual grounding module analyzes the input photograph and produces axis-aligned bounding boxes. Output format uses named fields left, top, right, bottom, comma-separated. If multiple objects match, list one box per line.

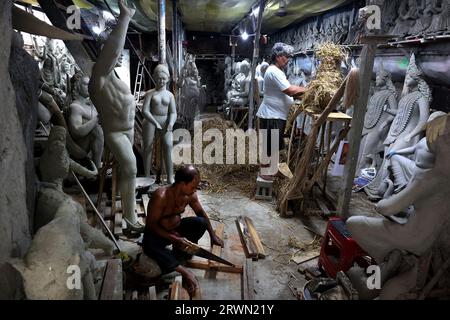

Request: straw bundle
left=187, top=115, right=259, bottom=195
left=285, top=43, right=345, bottom=133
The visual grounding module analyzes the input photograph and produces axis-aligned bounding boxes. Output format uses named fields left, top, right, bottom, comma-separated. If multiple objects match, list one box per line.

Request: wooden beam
left=235, top=216, right=258, bottom=259
left=338, top=43, right=377, bottom=218
left=169, top=275, right=190, bottom=300
left=244, top=217, right=266, bottom=259
left=205, top=223, right=225, bottom=279
left=99, top=259, right=123, bottom=300
left=241, top=259, right=255, bottom=300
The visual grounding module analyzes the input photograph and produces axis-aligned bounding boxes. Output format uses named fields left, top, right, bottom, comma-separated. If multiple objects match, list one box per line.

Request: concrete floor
left=190, top=190, right=328, bottom=300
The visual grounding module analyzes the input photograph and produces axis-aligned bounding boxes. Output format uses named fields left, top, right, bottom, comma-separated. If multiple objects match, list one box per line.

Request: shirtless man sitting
left=143, top=165, right=224, bottom=294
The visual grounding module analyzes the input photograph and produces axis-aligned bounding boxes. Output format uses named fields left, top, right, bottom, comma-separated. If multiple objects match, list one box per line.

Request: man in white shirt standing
left=256, top=42, right=306, bottom=179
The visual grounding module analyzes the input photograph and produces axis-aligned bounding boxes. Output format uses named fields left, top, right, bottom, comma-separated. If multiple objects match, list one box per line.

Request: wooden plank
left=315, top=198, right=331, bottom=216
left=278, top=162, right=294, bottom=179
left=205, top=223, right=225, bottom=279
left=235, top=217, right=258, bottom=259
left=244, top=217, right=266, bottom=259
left=99, top=259, right=123, bottom=300
left=241, top=258, right=254, bottom=300
left=338, top=43, right=378, bottom=218
left=94, top=260, right=108, bottom=299
left=114, top=213, right=123, bottom=237
left=149, top=286, right=157, bottom=300
left=291, top=252, right=320, bottom=265
left=169, top=276, right=190, bottom=300
left=186, top=260, right=243, bottom=274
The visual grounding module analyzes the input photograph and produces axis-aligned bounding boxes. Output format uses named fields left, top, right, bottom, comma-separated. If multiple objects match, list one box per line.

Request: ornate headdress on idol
left=404, top=53, right=431, bottom=102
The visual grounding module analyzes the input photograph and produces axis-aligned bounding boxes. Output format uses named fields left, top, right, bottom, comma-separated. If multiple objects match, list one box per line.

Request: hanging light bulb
left=241, top=31, right=249, bottom=40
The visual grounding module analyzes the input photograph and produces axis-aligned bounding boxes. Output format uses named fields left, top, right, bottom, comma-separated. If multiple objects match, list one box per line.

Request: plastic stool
left=255, top=176, right=273, bottom=200
left=318, top=217, right=373, bottom=278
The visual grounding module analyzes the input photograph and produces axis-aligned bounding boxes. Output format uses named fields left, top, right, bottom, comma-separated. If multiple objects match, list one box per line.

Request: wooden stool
left=255, top=176, right=273, bottom=201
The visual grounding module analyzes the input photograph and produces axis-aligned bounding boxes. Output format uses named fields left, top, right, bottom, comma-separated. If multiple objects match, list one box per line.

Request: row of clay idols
left=223, top=59, right=269, bottom=113
left=344, top=85, right=450, bottom=299
left=271, top=0, right=450, bottom=55
left=345, top=52, right=450, bottom=298
left=358, top=53, right=434, bottom=200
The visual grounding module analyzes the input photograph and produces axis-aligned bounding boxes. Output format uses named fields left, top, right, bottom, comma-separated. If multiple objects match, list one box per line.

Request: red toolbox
left=318, top=217, right=373, bottom=278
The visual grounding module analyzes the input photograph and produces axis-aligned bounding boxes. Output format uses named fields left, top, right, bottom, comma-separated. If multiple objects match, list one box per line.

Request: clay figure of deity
left=224, top=59, right=251, bottom=109
left=358, top=65, right=398, bottom=173
left=390, top=0, right=420, bottom=37
left=365, top=54, right=430, bottom=199
left=88, top=0, right=143, bottom=231
left=386, top=111, right=446, bottom=192
left=347, top=113, right=450, bottom=299
left=426, top=0, right=449, bottom=33
left=142, top=64, right=177, bottom=184
left=67, top=72, right=104, bottom=170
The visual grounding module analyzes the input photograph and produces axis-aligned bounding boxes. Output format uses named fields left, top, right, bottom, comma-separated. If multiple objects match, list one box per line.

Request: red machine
left=318, top=217, right=374, bottom=278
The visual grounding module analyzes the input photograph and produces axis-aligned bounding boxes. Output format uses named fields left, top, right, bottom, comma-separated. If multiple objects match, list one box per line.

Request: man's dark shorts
left=259, top=118, right=286, bottom=157
left=142, top=217, right=207, bottom=274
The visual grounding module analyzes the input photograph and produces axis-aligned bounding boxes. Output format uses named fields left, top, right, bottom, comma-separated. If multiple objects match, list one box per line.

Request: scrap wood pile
left=191, top=116, right=259, bottom=195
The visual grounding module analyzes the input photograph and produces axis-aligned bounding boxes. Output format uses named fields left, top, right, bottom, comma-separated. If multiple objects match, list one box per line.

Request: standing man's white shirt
left=256, top=65, right=294, bottom=120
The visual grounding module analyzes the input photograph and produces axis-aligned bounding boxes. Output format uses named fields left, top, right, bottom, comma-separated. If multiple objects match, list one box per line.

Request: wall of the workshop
left=0, top=0, right=31, bottom=299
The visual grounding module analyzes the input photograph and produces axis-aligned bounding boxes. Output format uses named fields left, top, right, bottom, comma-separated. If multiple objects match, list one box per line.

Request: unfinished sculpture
left=347, top=113, right=450, bottom=299
left=426, top=0, right=449, bottom=33
left=365, top=54, right=430, bottom=199
left=255, top=61, right=269, bottom=96
left=89, top=0, right=142, bottom=230
left=390, top=0, right=420, bottom=37
left=16, top=126, right=114, bottom=299
left=179, top=53, right=203, bottom=129
left=411, top=0, right=436, bottom=35
left=67, top=72, right=104, bottom=170
left=13, top=203, right=98, bottom=300
left=224, top=56, right=233, bottom=95
left=224, top=59, right=251, bottom=110
left=358, top=65, right=398, bottom=173
left=387, top=112, right=446, bottom=191
left=38, top=39, right=67, bottom=107
left=142, top=64, right=177, bottom=183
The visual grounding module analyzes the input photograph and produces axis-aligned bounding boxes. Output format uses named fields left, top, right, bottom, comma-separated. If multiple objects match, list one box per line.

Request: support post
left=157, top=0, right=166, bottom=65
left=337, top=36, right=392, bottom=218
left=247, top=0, right=266, bottom=130
left=171, top=0, right=178, bottom=92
